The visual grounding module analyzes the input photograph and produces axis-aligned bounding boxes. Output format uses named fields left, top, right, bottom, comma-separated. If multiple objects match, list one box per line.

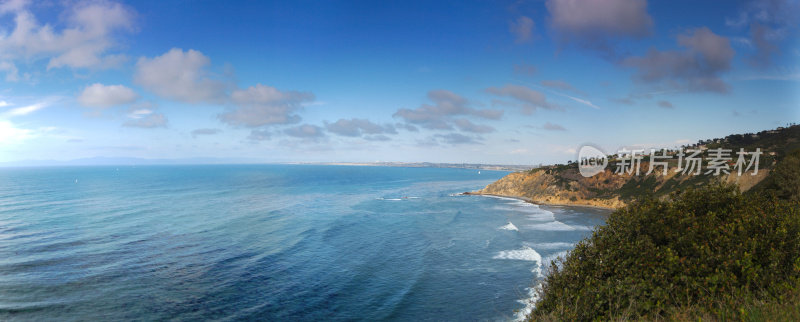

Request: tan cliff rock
left=471, top=163, right=769, bottom=210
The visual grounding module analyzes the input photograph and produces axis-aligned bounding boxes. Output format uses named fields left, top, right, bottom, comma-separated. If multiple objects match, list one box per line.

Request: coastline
left=463, top=190, right=614, bottom=321
left=462, top=192, right=618, bottom=211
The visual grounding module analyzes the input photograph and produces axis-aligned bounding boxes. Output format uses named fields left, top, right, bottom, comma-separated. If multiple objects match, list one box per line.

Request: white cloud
left=546, top=0, right=652, bottom=54
left=540, top=80, right=581, bottom=94
left=509, top=16, right=535, bottom=43
left=119, top=103, right=167, bottom=128
left=657, top=100, right=674, bottom=109
left=325, top=118, right=396, bottom=137
left=726, top=0, right=800, bottom=68
left=191, top=128, right=221, bottom=137
left=393, top=90, right=502, bottom=130
left=220, top=84, right=314, bottom=127
left=453, top=118, right=495, bottom=133
left=513, top=63, right=537, bottom=76
left=0, top=0, right=28, bottom=14
left=123, top=112, right=167, bottom=128
left=284, top=124, right=325, bottom=139
left=432, top=133, right=483, bottom=145
left=0, top=120, right=32, bottom=144
left=542, top=122, right=567, bottom=131
left=247, top=129, right=271, bottom=141
left=126, top=108, right=153, bottom=119
left=623, top=27, right=734, bottom=93
left=2, top=101, right=46, bottom=117
left=565, top=95, right=600, bottom=109
left=0, top=61, right=19, bottom=81
left=0, top=1, right=135, bottom=70
left=135, top=48, right=316, bottom=135
left=134, top=48, right=228, bottom=103
left=77, top=83, right=138, bottom=108
left=486, top=84, right=561, bottom=114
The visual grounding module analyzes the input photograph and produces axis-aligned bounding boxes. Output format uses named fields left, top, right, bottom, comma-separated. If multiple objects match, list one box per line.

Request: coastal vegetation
left=476, top=125, right=799, bottom=209
left=516, top=126, right=800, bottom=320
left=529, top=182, right=800, bottom=320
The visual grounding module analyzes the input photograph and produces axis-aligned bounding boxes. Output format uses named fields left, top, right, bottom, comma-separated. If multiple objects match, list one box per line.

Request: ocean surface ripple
left=0, top=165, right=608, bottom=321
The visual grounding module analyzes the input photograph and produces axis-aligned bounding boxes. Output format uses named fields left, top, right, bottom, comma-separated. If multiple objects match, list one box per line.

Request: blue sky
left=0, top=0, right=798, bottom=164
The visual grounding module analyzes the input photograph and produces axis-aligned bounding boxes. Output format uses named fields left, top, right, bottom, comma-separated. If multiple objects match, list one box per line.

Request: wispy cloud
left=123, top=113, right=168, bottom=129
left=736, top=72, right=800, bottom=81
left=563, top=95, right=600, bottom=109
left=509, top=16, right=535, bottom=43
left=542, top=122, right=567, bottom=131
left=191, top=128, right=222, bottom=138
left=486, top=84, right=561, bottom=114
left=524, top=82, right=600, bottom=109
left=2, top=101, right=48, bottom=117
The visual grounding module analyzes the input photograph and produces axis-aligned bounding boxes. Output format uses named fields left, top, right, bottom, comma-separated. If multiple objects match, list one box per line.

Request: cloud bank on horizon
left=0, top=0, right=797, bottom=164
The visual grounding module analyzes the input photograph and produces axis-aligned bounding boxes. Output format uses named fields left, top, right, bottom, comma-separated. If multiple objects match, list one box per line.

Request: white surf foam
left=510, top=250, right=573, bottom=320
left=543, top=250, right=570, bottom=268
left=514, top=285, right=543, bottom=321
left=493, top=246, right=542, bottom=262
left=493, top=246, right=552, bottom=320
left=524, top=221, right=574, bottom=231
left=524, top=221, right=591, bottom=231
left=525, top=210, right=555, bottom=222
left=524, top=242, right=574, bottom=250
left=499, top=222, right=519, bottom=231
left=492, top=205, right=548, bottom=213
left=513, top=200, right=538, bottom=207
left=481, top=195, right=524, bottom=202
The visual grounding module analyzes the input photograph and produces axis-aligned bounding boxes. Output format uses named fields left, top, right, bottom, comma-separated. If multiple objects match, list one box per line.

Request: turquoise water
left=0, top=165, right=608, bottom=321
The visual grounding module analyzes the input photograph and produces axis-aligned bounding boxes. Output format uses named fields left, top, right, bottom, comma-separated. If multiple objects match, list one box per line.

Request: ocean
left=0, top=165, right=608, bottom=321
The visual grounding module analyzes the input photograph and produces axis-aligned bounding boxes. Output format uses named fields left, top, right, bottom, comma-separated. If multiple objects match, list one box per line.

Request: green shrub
left=769, top=149, right=800, bottom=202
left=530, top=183, right=800, bottom=321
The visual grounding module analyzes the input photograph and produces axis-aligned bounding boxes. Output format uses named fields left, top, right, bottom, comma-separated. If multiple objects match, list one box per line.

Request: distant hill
left=470, top=124, right=800, bottom=209
left=0, top=157, right=534, bottom=171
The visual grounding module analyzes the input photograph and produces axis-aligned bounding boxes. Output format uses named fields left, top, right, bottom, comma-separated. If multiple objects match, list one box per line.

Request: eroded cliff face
left=475, top=125, right=795, bottom=209
left=476, top=168, right=624, bottom=209
left=474, top=164, right=770, bottom=210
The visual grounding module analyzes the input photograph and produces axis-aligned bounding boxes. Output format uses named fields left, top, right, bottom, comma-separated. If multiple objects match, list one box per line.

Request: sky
left=0, top=0, right=798, bottom=165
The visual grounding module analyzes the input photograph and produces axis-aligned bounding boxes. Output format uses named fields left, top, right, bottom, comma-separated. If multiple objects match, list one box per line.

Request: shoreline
left=463, top=190, right=613, bottom=320
left=462, top=192, right=618, bottom=211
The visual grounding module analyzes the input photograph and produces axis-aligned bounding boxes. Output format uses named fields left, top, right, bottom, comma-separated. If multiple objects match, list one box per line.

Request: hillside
left=528, top=144, right=800, bottom=320
left=470, top=125, right=800, bottom=209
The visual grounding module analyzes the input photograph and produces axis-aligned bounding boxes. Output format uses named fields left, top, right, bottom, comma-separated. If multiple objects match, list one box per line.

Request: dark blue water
left=0, top=165, right=608, bottom=321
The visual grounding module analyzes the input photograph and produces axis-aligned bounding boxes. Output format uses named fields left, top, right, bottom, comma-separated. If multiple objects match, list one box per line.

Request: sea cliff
left=470, top=164, right=770, bottom=209
left=470, top=125, right=798, bottom=209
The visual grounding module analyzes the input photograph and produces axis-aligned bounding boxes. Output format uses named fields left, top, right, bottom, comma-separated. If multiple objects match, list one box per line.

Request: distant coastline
left=0, top=157, right=534, bottom=172
left=288, top=161, right=533, bottom=172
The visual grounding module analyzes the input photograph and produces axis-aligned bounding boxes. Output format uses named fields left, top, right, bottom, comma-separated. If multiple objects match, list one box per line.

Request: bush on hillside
left=530, top=183, right=800, bottom=320
left=769, top=149, right=800, bottom=202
